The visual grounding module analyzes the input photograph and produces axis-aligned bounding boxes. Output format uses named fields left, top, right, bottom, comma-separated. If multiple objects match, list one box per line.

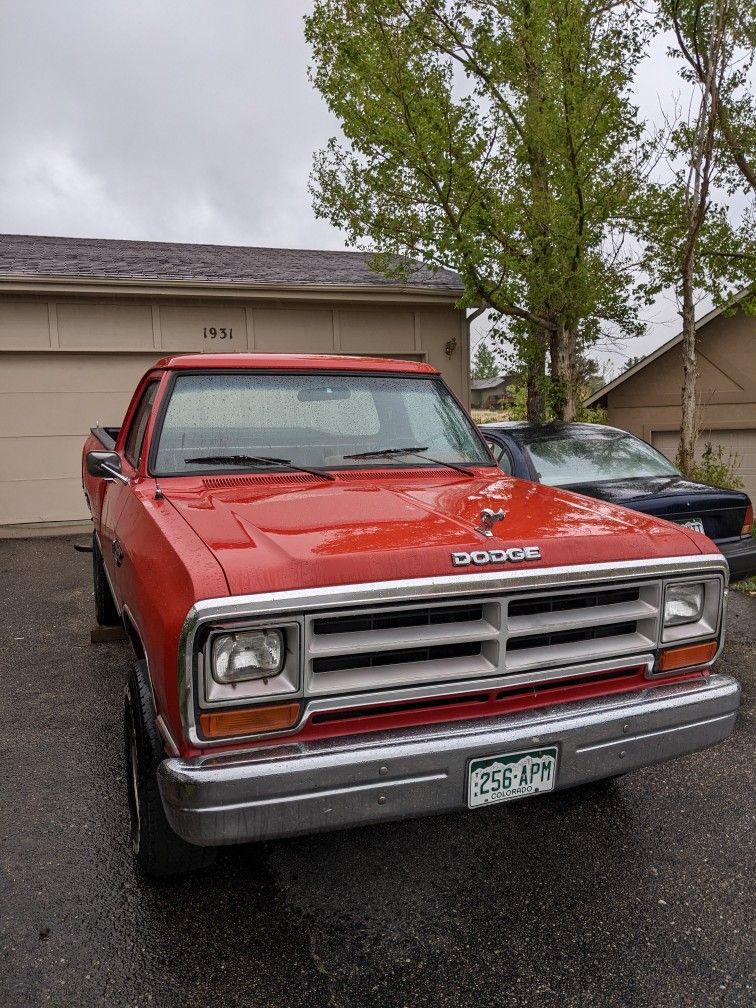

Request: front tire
left=124, top=662, right=216, bottom=878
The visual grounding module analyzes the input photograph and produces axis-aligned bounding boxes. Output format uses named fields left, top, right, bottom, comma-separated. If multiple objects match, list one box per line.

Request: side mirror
left=86, top=451, right=130, bottom=485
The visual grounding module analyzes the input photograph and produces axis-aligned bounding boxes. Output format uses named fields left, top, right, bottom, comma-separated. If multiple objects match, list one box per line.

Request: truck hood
left=161, top=470, right=709, bottom=596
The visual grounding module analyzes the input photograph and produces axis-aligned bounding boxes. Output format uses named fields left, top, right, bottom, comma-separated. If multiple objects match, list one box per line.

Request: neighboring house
left=0, top=234, right=469, bottom=534
left=586, top=290, right=756, bottom=502
left=470, top=374, right=517, bottom=409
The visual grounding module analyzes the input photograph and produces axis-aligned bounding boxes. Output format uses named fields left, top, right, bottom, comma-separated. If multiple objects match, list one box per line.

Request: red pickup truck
left=82, top=353, right=739, bottom=877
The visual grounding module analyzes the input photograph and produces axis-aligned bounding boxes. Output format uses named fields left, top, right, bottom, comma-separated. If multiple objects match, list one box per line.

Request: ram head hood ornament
left=476, top=507, right=506, bottom=538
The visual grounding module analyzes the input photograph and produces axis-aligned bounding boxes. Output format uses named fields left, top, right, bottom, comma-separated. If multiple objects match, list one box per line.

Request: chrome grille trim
left=300, top=654, right=656, bottom=722
left=303, top=581, right=662, bottom=695
left=185, top=554, right=727, bottom=622
left=178, top=553, right=728, bottom=746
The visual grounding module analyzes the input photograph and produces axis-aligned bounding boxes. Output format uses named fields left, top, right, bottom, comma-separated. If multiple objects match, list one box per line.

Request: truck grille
left=304, top=582, right=661, bottom=696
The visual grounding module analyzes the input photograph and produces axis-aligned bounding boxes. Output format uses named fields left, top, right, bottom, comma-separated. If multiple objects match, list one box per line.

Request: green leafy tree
left=668, top=0, right=756, bottom=192
left=506, top=349, right=605, bottom=419
left=575, top=352, right=603, bottom=396
left=305, top=0, right=653, bottom=422
left=643, top=0, right=756, bottom=475
left=471, top=342, right=499, bottom=379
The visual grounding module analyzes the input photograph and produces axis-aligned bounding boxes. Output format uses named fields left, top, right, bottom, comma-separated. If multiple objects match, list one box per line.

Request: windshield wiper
left=184, top=454, right=335, bottom=481
left=342, top=446, right=474, bottom=476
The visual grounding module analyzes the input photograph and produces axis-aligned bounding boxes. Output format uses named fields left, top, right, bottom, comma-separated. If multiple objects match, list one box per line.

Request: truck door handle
left=112, top=539, right=124, bottom=567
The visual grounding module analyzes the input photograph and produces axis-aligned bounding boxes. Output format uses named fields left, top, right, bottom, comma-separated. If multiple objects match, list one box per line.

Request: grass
left=471, top=408, right=511, bottom=424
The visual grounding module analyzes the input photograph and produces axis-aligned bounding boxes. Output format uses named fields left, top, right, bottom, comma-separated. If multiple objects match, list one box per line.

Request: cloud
left=0, top=0, right=344, bottom=248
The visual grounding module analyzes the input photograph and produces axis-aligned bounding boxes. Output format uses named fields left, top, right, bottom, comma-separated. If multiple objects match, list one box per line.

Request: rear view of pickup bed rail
left=82, top=353, right=739, bottom=876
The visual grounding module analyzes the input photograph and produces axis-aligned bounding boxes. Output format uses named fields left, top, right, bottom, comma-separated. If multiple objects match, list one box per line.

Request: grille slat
left=507, top=599, right=657, bottom=637
left=309, top=650, right=496, bottom=695
left=507, top=621, right=637, bottom=652
left=313, top=603, right=483, bottom=635
left=508, top=586, right=639, bottom=617
left=304, top=581, right=661, bottom=697
left=503, top=631, right=652, bottom=673
left=308, top=620, right=499, bottom=658
left=313, top=641, right=481, bottom=675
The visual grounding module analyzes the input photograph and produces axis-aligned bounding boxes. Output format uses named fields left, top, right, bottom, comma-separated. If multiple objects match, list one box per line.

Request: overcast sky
left=0, top=1, right=747, bottom=372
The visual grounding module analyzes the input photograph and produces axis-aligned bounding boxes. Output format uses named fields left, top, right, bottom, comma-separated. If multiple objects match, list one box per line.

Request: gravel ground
left=0, top=535, right=754, bottom=1008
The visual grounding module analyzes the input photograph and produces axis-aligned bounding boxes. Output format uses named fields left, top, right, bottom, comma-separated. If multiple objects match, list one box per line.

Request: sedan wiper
left=184, top=454, right=335, bottom=481
left=342, top=446, right=473, bottom=476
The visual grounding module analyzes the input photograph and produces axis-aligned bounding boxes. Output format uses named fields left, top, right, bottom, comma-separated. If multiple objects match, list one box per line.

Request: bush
left=678, top=441, right=744, bottom=490
left=576, top=404, right=608, bottom=424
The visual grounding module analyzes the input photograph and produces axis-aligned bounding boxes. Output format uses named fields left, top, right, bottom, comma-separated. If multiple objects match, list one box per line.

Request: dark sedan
left=480, top=421, right=756, bottom=582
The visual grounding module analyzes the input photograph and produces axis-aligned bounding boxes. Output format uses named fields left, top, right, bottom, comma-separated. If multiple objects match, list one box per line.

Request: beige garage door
left=0, top=352, right=163, bottom=527
left=651, top=428, right=756, bottom=502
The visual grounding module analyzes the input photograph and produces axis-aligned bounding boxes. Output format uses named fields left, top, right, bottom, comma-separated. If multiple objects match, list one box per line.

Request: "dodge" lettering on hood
left=451, top=546, right=542, bottom=567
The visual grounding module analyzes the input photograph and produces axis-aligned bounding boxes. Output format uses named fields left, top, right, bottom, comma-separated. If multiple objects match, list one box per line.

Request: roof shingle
left=0, top=234, right=463, bottom=291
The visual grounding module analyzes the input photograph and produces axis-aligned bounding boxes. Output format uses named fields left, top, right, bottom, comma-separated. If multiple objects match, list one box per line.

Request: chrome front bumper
left=158, top=673, right=740, bottom=847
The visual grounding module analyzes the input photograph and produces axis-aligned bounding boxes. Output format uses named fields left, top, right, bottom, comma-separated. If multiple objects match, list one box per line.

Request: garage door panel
left=0, top=435, right=85, bottom=482
left=339, top=310, right=414, bottom=352
left=0, top=352, right=163, bottom=393
left=159, top=305, right=247, bottom=351
left=0, top=301, right=51, bottom=349
left=0, top=392, right=132, bottom=438
left=651, top=431, right=680, bottom=460
left=0, top=477, right=89, bottom=524
left=57, top=302, right=154, bottom=349
left=253, top=308, right=334, bottom=352
left=652, top=428, right=756, bottom=502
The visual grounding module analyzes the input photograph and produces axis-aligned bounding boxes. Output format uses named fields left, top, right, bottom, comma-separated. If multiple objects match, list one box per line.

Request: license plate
left=677, top=518, right=705, bottom=534
left=468, top=746, right=558, bottom=808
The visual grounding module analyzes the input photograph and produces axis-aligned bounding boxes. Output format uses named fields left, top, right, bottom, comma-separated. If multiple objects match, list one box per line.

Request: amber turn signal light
left=200, top=701, right=300, bottom=739
left=658, top=640, right=717, bottom=672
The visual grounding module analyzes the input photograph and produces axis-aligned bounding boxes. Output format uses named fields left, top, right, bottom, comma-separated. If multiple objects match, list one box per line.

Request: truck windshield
left=524, top=434, right=680, bottom=486
left=152, top=372, right=493, bottom=474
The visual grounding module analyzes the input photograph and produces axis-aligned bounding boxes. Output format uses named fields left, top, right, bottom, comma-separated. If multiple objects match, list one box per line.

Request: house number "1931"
left=203, top=327, right=233, bottom=339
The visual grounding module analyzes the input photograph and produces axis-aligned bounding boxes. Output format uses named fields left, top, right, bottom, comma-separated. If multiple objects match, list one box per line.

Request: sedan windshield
left=524, top=433, right=680, bottom=486
left=152, top=372, right=492, bottom=474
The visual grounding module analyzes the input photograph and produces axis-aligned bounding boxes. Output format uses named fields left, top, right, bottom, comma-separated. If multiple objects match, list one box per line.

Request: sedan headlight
left=212, top=629, right=284, bottom=684
left=663, top=583, right=705, bottom=627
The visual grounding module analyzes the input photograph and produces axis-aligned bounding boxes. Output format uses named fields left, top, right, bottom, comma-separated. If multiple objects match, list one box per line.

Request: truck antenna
left=154, top=479, right=165, bottom=500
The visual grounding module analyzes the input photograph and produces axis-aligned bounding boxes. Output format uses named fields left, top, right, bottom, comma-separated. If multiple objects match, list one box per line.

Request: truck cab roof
left=153, top=352, right=440, bottom=374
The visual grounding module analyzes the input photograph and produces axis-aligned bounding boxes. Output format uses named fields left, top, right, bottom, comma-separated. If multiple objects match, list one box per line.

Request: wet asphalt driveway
left=1, top=535, right=754, bottom=1008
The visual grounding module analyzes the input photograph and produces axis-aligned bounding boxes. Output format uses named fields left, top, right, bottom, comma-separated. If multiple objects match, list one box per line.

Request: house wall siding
left=604, top=308, right=756, bottom=500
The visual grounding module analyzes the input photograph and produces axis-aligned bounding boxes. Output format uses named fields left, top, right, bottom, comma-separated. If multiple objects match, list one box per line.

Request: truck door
left=100, top=380, right=159, bottom=606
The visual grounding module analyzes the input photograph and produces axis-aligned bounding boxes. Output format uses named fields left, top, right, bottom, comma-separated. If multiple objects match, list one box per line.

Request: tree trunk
left=678, top=266, right=698, bottom=475
left=521, top=1, right=552, bottom=427
left=551, top=320, right=577, bottom=421
left=565, top=325, right=578, bottom=421
left=526, top=328, right=547, bottom=422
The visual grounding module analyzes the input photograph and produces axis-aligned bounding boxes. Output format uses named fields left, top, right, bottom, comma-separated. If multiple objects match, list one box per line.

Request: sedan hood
left=162, top=470, right=709, bottom=596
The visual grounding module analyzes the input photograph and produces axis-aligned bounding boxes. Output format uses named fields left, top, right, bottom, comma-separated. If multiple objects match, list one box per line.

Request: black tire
left=124, top=661, right=216, bottom=878
left=92, top=534, right=120, bottom=626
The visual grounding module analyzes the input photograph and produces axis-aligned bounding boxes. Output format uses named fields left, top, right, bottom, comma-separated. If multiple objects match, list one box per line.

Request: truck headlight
left=663, top=583, right=705, bottom=627
left=212, top=629, right=284, bottom=684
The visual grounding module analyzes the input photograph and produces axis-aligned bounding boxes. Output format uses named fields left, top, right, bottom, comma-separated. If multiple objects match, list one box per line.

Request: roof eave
left=0, top=273, right=464, bottom=304
left=584, top=285, right=753, bottom=407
